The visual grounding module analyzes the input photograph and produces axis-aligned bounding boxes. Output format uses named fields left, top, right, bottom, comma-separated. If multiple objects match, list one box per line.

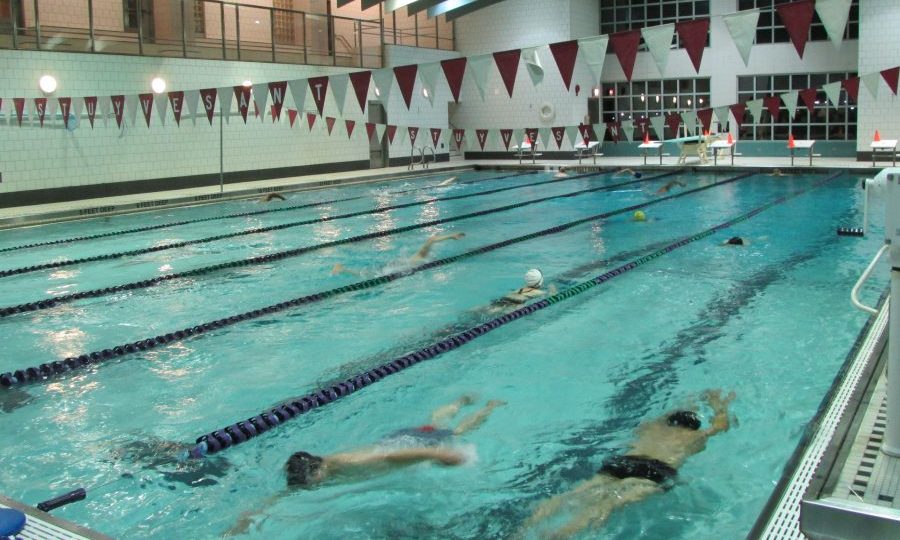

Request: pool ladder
left=409, top=146, right=435, bottom=170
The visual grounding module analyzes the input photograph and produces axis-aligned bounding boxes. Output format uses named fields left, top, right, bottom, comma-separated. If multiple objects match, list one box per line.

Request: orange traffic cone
left=788, top=133, right=795, bottom=148
left=727, top=132, right=734, bottom=144
left=875, top=130, right=882, bottom=142
left=643, top=131, right=650, bottom=144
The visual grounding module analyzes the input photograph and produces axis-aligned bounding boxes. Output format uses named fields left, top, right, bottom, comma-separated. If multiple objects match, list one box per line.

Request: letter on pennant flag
left=493, top=49, right=522, bottom=98
left=366, top=122, right=376, bottom=141
left=799, top=88, right=818, bottom=113
left=268, top=81, right=287, bottom=120
left=475, top=129, right=488, bottom=150
left=723, top=10, right=760, bottom=67
left=58, top=97, right=71, bottom=129
left=609, top=30, right=641, bottom=82
left=233, top=86, right=251, bottom=123
left=441, top=58, right=467, bottom=103
left=307, top=113, right=317, bottom=131
left=842, top=77, right=860, bottom=103
left=394, top=65, right=418, bottom=109
left=348, top=71, right=372, bottom=113
left=430, top=128, right=441, bottom=148
left=881, top=67, right=899, bottom=96
left=84, top=96, right=97, bottom=128
left=453, top=128, right=465, bottom=150
left=387, top=125, right=397, bottom=144
left=641, top=24, right=675, bottom=76
left=776, top=0, right=815, bottom=58
left=408, top=126, right=419, bottom=145
left=111, top=95, right=125, bottom=128
left=675, top=19, right=710, bottom=73
left=551, top=126, right=566, bottom=149
left=138, top=93, right=153, bottom=127
left=34, top=98, right=46, bottom=127
left=525, top=127, right=539, bottom=145
left=815, top=0, right=853, bottom=47
left=549, top=40, right=578, bottom=90
left=345, top=119, right=355, bottom=139
left=499, top=129, right=513, bottom=150
left=200, top=88, right=217, bottom=125
left=697, top=108, right=714, bottom=132
left=288, top=109, right=298, bottom=128
left=326, top=116, right=336, bottom=135
left=764, top=95, right=782, bottom=118
left=308, top=77, right=329, bottom=115
left=168, top=91, right=184, bottom=126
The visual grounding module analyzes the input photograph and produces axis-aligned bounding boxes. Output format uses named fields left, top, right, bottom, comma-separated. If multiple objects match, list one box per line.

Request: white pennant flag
left=565, top=125, right=581, bottom=147
left=641, top=24, right=675, bottom=76
left=822, top=81, right=843, bottom=109
left=468, top=55, right=493, bottom=101
left=781, top=90, right=799, bottom=119
left=592, top=124, right=605, bottom=147
left=682, top=112, right=697, bottom=135
left=184, top=90, right=200, bottom=125
left=155, top=93, right=168, bottom=126
left=620, top=120, right=634, bottom=142
left=723, top=9, right=760, bottom=67
left=747, top=98, right=764, bottom=122
left=252, top=87, right=268, bottom=122
left=218, top=87, right=233, bottom=124
left=522, top=46, right=544, bottom=86
left=330, top=73, right=350, bottom=116
left=862, top=72, right=881, bottom=99
left=375, top=123, right=386, bottom=144
left=45, top=99, right=57, bottom=126
left=73, top=97, right=83, bottom=122
left=372, top=68, right=394, bottom=106
left=538, top=127, right=551, bottom=149
left=714, top=106, right=731, bottom=129
left=418, top=62, right=441, bottom=106
left=125, top=94, right=139, bottom=127
left=578, top=35, right=609, bottom=85
left=288, top=79, right=308, bottom=113
left=816, top=0, right=852, bottom=47
left=650, top=115, right=666, bottom=140
left=513, top=128, right=525, bottom=147
left=99, top=96, right=110, bottom=127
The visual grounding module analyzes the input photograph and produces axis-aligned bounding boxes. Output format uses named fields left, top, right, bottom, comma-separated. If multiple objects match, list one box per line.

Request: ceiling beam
left=406, top=0, right=446, bottom=16
left=427, top=0, right=505, bottom=21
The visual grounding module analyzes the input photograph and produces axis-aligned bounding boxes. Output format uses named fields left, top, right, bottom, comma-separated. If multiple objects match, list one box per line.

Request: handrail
left=424, top=146, right=436, bottom=169
left=851, top=244, right=889, bottom=315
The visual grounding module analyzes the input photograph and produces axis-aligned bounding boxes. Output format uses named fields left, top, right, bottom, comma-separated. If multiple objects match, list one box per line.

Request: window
left=192, top=1, right=205, bottom=35
left=601, top=78, right=711, bottom=141
left=737, top=0, right=859, bottom=44
left=736, top=72, right=857, bottom=141
left=599, top=0, right=711, bottom=49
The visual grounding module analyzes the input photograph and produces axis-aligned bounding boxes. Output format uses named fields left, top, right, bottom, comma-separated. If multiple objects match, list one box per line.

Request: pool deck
left=0, top=494, right=112, bottom=539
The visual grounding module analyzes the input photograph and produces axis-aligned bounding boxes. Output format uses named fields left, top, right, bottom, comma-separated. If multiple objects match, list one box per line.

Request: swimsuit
left=385, top=425, right=454, bottom=447
left=598, top=455, right=677, bottom=485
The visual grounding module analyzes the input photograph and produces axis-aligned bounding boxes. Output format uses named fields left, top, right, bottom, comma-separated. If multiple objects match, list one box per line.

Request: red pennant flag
left=138, top=93, right=153, bottom=127
left=268, top=81, right=288, bottom=120
left=58, top=97, right=71, bottom=129
left=345, top=119, right=355, bottom=139
left=269, top=105, right=278, bottom=122
left=549, top=40, right=579, bottom=91
left=308, top=76, right=329, bottom=116
left=233, top=86, right=251, bottom=123
left=408, top=126, right=419, bottom=145
left=799, top=88, right=818, bottom=113
left=430, top=127, right=442, bottom=147
left=493, top=49, right=521, bottom=98
left=168, top=91, right=184, bottom=126
left=34, top=97, right=47, bottom=127
left=729, top=103, right=747, bottom=128
left=606, top=121, right=621, bottom=143
left=348, top=71, right=372, bottom=113
left=475, top=129, right=489, bottom=150
left=666, top=112, right=682, bottom=135
left=881, top=67, right=899, bottom=96
left=13, top=98, right=24, bottom=126
left=394, top=65, right=418, bottom=109
left=525, top=127, right=539, bottom=144
left=578, top=124, right=591, bottom=140
left=288, top=108, right=298, bottom=128
left=306, top=113, right=317, bottom=131
left=609, top=30, right=642, bottom=82
left=842, top=77, right=860, bottom=104
left=199, top=88, right=217, bottom=125
left=387, top=125, right=397, bottom=144
left=111, top=95, right=126, bottom=128
left=441, top=58, right=467, bottom=103
left=675, top=19, right=710, bottom=73
left=453, top=128, right=465, bottom=149
left=551, top=126, right=566, bottom=148
left=325, top=116, right=336, bottom=135
left=365, top=122, right=376, bottom=140
left=697, top=108, right=714, bottom=132
left=84, top=96, right=97, bottom=128
left=776, top=0, right=815, bottom=58
left=763, top=95, right=781, bottom=118
left=499, top=129, right=513, bottom=150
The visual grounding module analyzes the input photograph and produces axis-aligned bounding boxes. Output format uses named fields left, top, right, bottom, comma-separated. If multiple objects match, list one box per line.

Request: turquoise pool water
left=0, top=168, right=888, bottom=539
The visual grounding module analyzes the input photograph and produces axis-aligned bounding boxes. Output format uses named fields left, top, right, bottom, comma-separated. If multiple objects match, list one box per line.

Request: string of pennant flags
left=1, top=0, right=892, bottom=150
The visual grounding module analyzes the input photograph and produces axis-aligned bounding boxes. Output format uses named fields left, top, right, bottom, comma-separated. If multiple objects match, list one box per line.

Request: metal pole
left=136, top=0, right=144, bottom=55
left=181, top=0, right=187, bottom=58
left=220, top=1, right=225, bottom=59
left=270, top=6, right=276, bottom=62
left=219, top=106, right=224, bottom=194
left=357, top=20, right=362, bottom=67
left=235, top=4, right=241, bottom=61
left=11, top=0, right=19, bottom=49
left=34, top=0, right=41, bottom=50
left=88, top=0, right=95, bottom=52
left=300, top=12, right=306, bottom=64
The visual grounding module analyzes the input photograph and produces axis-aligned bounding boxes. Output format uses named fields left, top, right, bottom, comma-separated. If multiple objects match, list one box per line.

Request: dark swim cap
left=667, top=410, right=701, bottom=430
left=285, top=451, right=323, bottom=487
left=635, top=172, right=643, bottom=178
left=727, top=236, right=744, bottom=246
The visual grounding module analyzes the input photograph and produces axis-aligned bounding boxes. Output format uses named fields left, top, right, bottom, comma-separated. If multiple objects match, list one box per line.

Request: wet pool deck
left=0, top=495, right=112, bottom=539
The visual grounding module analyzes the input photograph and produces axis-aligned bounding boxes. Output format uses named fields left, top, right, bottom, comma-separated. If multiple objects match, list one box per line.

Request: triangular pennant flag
left=365, top=122, right=376, bottom=140
left=822, top=81, right=842, bottom=109
left=606, top=121, right=621, bottom=143
left=666, top=112, right=682, bottom=135
left=372, top=68, right=394, bottom=105
left=308, top=77, right=329, bottom=115
left=348, top=71, right=371, bottom=113
left=620, top=120, right=634, bottom=142
left=155, top=93, right=168, bottom=126
left=675, top=19, right=710, bottom=73
left=723, top=9, right=760, bottom=67
left=452, top=128, right=465, bottom=150
left=375, top=123, right=386, bottom=143
left=565, top=125, right=581, bottom=146
left=395, top=125, right=408, bottom=146
left=730, top=103, right=747, bottom=128
left=781, top=90, right=799, bottom=119
left=881, top=67, right=899, bottom=95
left=697, top=108, right=714, bottom=132
left=842, top=77, right=860, bottom=103
left=468, top=54, right=493, bottom=101
left=233, top=86, right=251, bottom=123
left=72, top=98, right=83, bottom=127
left=549, top=40, right=578, bottom=90
left=110, top=95, right=125, bottom=128
left=408, top=126, right=419, bottom=145
left=394, top=64, right=418, bottom=109
left=58, top=97, right=71, bottom=129
left=289, top=79, right=308, bottom=113
left=764, top=95, right=782, bottom=118
left=430, top=127, right=442, bottom=147
left=250, top=86, right=267, bottom=123
left=323, top=75, right=346, bottom=117
left=513, top=128, right=525, bottom=148
left=440, top=58, right=467, bottom=103
left=198, top=88, right=216, bottom=125
left=641, top=24, right=675, bottom=75
left=592, top=124, right=605, bottom=147
left=326, top=116, right=336, bottom=135
left=138, top=93, right=154, bottom=127
left=714, top=106, right=730, bottom=129
left=578, top=35, right=609, bottom=85
left=493, top=49, right=522, bottom=98
left=682, top=111, right=697, bottom=135
left=125, top=94, right=139, bottom=127
left=386, top=124, right=398, bottom=144
left=99, top=96, right=110, bottom=127
left=776, top=0, right=815, bottom=58
left=13, top=98, right=24, bottom=126
left=815, top=0, right=852, bottom=47
left=84, top=96, right=97, bottom=128
left=522, top=47, right=544, bottom=86
left=609, top=30, right=641, bottom=82
left=345, top=119, right=355, bottom=139
left=524, top=127, right=539, bottom=145
left=799, top=88, right=818, bottom=113
left=551, top=126, right=566, bottom=149
left=498, top=128, right=513, bottom=150
left=538, top=127, right=551, bottom=148
left=183, top=89, right=199, bottom=125
left=419, top=62, right=441, bottom=106
left=288, top=109, right=298, bottom=128
left=34, top=98, right=47, bottom=127
left=218, top=87, right=233, bottom=124
left=650, top=115, right=666, bottom=140
left=475, top=128, right=489, bottom=150
left=861, top=72, right=881, bottom=99
left=746, top=98, right=763, bottom=122
left=268, top=81, right=288, bottom=120
left=307, top=113, right=317, bottom=131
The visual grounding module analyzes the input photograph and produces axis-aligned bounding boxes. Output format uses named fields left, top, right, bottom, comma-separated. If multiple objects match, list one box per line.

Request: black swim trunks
left=598, top=455, right=677, bottom=485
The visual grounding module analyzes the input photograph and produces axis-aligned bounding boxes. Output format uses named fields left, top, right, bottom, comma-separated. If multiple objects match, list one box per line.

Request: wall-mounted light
left=593, top=87, right=600, bottom=97
left=640, top=93, right=645, bottom=102
left=655, top=95, right=660, bottom=103
left=151, top=77, right=167, bottom=94
left=672, top=96, right=677, bottom=104
left=39, top=74, right=57, bottom=94
left=698, top=98, right=704, bottom=104
left=687, top=99, right=692, bottom=106
left=242, top=80, right=253, bottom=88
left=608, top=88, right=614, bottom=96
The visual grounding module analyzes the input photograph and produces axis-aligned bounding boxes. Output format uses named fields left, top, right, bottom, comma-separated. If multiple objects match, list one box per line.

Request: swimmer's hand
left=448, top=232, right=465, bottom=240
left=331, top=263, right=346, bottom=275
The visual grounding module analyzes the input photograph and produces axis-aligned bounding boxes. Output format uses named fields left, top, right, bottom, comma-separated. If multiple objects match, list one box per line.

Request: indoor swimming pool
left=0, top=168, right=888, bottom=539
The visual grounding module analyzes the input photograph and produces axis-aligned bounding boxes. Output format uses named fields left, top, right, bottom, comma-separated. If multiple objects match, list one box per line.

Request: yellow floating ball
left=633, top=210, right=646, bottom=221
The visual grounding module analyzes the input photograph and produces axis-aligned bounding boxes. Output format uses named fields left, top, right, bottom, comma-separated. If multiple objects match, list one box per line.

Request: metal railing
left=0, top=0, right=453, bottom=68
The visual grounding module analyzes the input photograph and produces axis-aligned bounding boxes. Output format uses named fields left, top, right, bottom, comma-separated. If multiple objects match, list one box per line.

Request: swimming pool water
left=0, top=168, right=888, bottom=539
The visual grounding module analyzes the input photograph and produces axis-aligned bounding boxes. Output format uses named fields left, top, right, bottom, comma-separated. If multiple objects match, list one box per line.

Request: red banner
left=365, top=122, right=376, bottom=140
left=394, top=65, right=418, bottom=109
left=842, top=77, right=860, bottom=103
left=551, top=127, right=566, bottom=148
left=168, top=91, right=184, bottom=126
left=387, top=125, right=397, bottom=144
left=345, top=119, right=355, bottom=139
left=84, top=96, right=97, bottom=128
left=799, top=88, right=818, bottom=113
left=499, top=128, right=513, bottom=150
left=138, top=93, right=153, bottom=127
left=697, top=108, right=714, bottom=132
left=200, top=88, right=217, bottom=125
left=233, top=86, right=251, bottom=123
left=675, top=19, right=710, bottom=73
left=524, top=127, right=539, bottom=144
left=475, top=129, right=489, bottom=150
left=34, top=98, right=47, bottom=127
left=13, top=98, right=24, bottom=126
left=326, top=116, right=336, bottom=135
left=58, top=97, right=71, bottom=129
left=493, top=49, right=522, bottom=98
left=111, top=95, right=125, bottom=128
left=308, top=77, right=329, bottom=116
left=549, top=40, right=579, bottom=90
left=288, top=108, right=298, bottom=128
left=776, top=0, right=815, bottom=58
left=764, top=96, right=781, bottom=118
left=453, top=129, right=465, bottom=149
left=408, top=126, right=419, bottom=145
left=441, top=58, right=467, bottom=103
left=606, top=122, right=621, bottom=143
left=609, top=30, right=641, bottom=82
left=729, top=103, right=747, bottom=128
left=666, top=112, right=681, bottom=135
left=268, top=81, right=288, bottom=120
left=881, top=67, right=899, bottom=95
left=430, top=128, right=441, bottom=147
left=349, top=71, right=372, bottom=113
left=307, top=113, right=317, bottom=131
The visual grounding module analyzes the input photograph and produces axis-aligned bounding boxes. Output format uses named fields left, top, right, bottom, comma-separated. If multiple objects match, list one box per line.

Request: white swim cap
left=524, top=269, right=544, bottom=288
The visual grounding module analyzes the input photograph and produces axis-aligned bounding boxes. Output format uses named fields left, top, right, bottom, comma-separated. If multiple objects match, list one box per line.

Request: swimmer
left=110, top=435, right=231, bottom=488
left=768, top=168, right=785, bottom=177
left=554, top=167, right=570, bottom=179
left=722, top=236, right=747, bottom=246
left=655, top=179, right=686, bottom=194
left=633, top=210, right=647, bottom=222
left=486, top=269, right=558, bottom=314
left=437, top=176, right=458, bottom=186
left=614, top=168, right=643, bottom=179
left=331, top=232, right=466, bottom=276
left=260, top=192, right=286, bottom=202
left=522, top=390, right=735, bottom=539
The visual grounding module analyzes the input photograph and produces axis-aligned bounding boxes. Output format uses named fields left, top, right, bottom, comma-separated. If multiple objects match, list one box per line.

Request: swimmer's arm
left=331, top=263, right=362, bottom=277
left=703, top=389, right=736, bottom=436
left=414, top=233, right=465, bottom=259
left=224, top=492, right=287, bottom=536
left=327, top=447, right=465, bottom=469
left=549, top=479, right=663, bottom=539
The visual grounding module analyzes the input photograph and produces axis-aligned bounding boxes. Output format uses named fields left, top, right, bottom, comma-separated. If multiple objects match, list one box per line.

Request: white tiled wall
left=857, top=0, right=900, bottom=153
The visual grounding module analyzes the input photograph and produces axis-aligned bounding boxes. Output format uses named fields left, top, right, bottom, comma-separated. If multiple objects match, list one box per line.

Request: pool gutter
left=0, top=494, right=113, bottom=539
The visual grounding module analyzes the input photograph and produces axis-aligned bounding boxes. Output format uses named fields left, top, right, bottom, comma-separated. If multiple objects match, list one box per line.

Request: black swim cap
left=727, top=236, right=744, bottom=246
left=635, top=172, right=643, bottom=178
left=285, top=451, right=323, bottom=487
left=667, top=410, right=701, bottom=430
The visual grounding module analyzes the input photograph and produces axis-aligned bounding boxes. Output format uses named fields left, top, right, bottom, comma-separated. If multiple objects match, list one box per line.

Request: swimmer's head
left=633, top=210, right=646, bottom=222
left=666, top=410, right=701, bottom=430
left=524, top=268, right=544, bottom=288
left=726, top=236, right=744, bottom=246
left=634, top=172, right=643, bottom=178
left=285, top=451, right=323, bottom=487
